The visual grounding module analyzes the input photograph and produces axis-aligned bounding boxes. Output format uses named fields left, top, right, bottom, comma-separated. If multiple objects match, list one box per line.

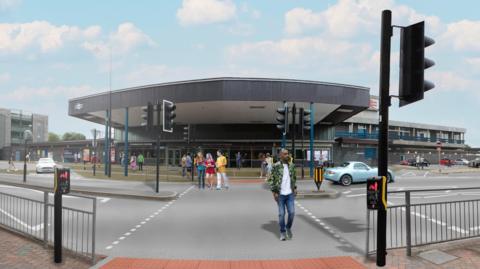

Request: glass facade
left=10, top=110, right=33, bottom=144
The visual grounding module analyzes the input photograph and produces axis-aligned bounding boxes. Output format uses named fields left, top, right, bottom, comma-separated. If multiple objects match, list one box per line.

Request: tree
left=48, top=132, right=61, bottom=142
left=62, top=132, right=86, bottom=141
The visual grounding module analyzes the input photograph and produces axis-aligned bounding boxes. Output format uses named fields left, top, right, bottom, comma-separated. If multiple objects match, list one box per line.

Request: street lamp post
left=23, top=129, right=33, bottom=183
left=91, top=129, right=98, bottom=176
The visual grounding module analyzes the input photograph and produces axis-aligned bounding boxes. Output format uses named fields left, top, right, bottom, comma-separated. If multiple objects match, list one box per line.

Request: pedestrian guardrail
left=366, top=187, right=480, bottom=257
left=0, top=187, right=96, bottom=264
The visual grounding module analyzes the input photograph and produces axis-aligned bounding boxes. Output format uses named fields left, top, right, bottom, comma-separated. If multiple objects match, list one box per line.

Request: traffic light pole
left=299, top=107, right=305, bottom=179
left=377, top=9, right=392, bottom=267
left=291, top=104, right=296, bottom=160
left=156, top=135, right=160, bottom=193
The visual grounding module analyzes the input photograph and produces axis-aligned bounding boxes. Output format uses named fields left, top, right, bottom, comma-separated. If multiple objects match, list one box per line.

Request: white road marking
left=98, top=197, right=111, bottom=203
left=105, top=245, right=113, bottom=250
left=346, top=194, right=366, bottom=198
left=0, top=208, right=45, bottom=231
left=130, top=228, right=136, bottom=232
left=112, top=241, right=119, bottom=245
left=119, top=237, right=125, bottom=240
left=342, top=191, right=352, bottom=194
left=141, top=221, right=146, bottom=225
left=423, top=171, right=430, bottom=177
left=124, top=232, right=131, bottom=236
left=449, top=226, right=468, bottom=234
left=135, top=225, right=141, bottom=228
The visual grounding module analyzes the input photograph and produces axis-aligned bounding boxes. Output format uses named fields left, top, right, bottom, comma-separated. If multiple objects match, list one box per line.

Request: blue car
left=324, top=161, right=395, bottom=186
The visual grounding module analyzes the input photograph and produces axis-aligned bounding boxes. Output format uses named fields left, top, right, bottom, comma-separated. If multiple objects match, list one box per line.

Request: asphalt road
left=1, top=169, right=480, bottom=260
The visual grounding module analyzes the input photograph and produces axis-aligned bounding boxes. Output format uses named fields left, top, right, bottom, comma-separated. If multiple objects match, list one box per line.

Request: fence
left=366, top=187, right=480, bottom=256
left=0, top=187, right=96, bottom=263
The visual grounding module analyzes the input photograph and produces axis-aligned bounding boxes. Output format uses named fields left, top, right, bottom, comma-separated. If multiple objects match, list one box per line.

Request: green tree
left=48, top=132, right=61, bottom=142
left=62, top=132, right=86, bottom=141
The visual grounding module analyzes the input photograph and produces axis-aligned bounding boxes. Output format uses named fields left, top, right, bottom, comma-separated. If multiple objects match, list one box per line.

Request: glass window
left=354, top=163, right=368, bottom=170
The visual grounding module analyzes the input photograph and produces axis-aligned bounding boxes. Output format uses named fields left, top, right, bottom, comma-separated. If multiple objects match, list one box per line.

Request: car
left=400, top=159, right=415, bottom=166
left=323, top=161, right=395, bottom=186
left=440, top=158, right=454, bottom=166
left=469, top=158, right=480, bottom=168
left=454, top=158, right=469, bottom=165
left=36, top=158, right=57, bottom=173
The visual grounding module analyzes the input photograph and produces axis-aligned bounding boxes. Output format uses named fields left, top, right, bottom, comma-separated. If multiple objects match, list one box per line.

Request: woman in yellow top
left=215, top=150, right=229, bottom=190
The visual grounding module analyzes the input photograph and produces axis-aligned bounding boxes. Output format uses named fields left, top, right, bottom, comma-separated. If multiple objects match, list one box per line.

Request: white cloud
left=0, top=0, right=20, bottom=11
left=466, top=57, right=480, bottom=71
left=0, top=21, right=101, bottom=53
left=177, top=0, right=236, bottom=26
left=284, top=0, right=441, bottom=37
left=227, top=36, right=372, bottom=70
left=0, top=72, right=11, bottom=83
left=428, top=71, right=478, bottom=94
left=82, top=22, right=154, bottom=59
left=441, top=20, right=480, bottom=51
left=7, top=85, right=99, bottom=100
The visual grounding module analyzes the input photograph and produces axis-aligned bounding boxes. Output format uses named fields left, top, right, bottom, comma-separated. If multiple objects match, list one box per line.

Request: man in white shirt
left=267, top=149, right=297, bottom=241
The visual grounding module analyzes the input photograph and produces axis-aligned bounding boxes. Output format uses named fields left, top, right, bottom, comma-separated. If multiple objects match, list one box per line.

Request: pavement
left=0, top=227, right=96, bottom=269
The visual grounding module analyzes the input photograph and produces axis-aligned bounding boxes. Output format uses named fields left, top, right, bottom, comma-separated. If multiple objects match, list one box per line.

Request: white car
left=454, top=158, right=469, bottom=165
left=36, top=158, right=57, bottom=173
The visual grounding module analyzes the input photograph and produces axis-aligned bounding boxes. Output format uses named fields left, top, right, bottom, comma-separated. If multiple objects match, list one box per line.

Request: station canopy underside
left=68, top=77, right=370, bottom=128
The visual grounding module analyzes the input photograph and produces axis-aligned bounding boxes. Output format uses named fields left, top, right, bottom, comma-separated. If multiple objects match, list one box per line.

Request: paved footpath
left=98, top=256, right=366, bottom=269
left=0, top=228, right=93, bottom=269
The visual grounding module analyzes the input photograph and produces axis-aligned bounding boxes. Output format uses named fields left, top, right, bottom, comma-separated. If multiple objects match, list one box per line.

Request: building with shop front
left=66, top=77, right=468, bottom=170
left=0, top=108, right=48, bottom=160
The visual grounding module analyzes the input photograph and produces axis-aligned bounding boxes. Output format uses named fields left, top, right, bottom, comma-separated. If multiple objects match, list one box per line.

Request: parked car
left=36, top=158, right=57, bottom=173
left=400, top=159, right=415, bottom=166
left=454, top=158, right=469, bottom=165
left=324, top=161, right=395, bottom=186
left=439, top=158, right=454, bottom=166
left=469, top=158, right=480, bottom=168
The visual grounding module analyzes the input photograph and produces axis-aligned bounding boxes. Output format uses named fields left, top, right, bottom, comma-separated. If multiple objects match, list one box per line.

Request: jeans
left=138, top=162, right=143, bottom=171
left=182, top=167, right=186, bottom=177
left=278, top=193, right=295, bottom=233
left=197, top=169, right=206, bottom=189
left=216, top=173, right=229, bottom=189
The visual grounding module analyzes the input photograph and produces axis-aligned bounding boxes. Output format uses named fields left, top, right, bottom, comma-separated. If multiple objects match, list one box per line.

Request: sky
left=0, top=0, right=479, bottom=145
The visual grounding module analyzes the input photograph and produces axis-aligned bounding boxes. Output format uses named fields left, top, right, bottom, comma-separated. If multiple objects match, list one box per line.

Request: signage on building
left=368, top=98, right=379, bottom=111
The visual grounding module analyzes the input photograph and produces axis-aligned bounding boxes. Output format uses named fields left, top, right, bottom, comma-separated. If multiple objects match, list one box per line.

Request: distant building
left=0, top=108, right=48, bottom=160
left=333, top=96, right=467, bottom=165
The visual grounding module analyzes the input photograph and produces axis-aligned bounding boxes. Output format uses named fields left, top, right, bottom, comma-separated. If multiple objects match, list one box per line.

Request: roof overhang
left=68, top=77, right=370, bottom=127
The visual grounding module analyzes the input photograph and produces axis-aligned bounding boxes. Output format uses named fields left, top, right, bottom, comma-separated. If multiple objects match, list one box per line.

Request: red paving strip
left=100, top=257, right=367, bottom=269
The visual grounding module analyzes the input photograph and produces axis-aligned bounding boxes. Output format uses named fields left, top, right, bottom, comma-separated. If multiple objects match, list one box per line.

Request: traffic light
left=141, top=102, right=154, bottom=130
left=276, top=103, right=289, bottom=135
left=163, top=99, right=176, bottom=132
left=399, top=21, right=435, bottom=107
left=183, top=125, right=190, bottom=143
left=300, top=108, right=311, bottom=131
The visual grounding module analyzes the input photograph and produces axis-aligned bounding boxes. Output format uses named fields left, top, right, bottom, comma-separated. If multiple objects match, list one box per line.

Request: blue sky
left=0, top=0, right=479, bottom=145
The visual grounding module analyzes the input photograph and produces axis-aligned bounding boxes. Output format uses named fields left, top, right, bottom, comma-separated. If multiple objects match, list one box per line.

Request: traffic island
left=296, top=190, right=341, bottom=199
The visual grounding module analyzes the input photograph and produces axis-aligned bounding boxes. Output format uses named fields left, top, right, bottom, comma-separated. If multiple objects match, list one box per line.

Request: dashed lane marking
left=104, top=185, right=194, bottom=250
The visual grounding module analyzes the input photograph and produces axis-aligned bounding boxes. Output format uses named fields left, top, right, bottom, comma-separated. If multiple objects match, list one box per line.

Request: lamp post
left=23, top=129, right=33, bottom=183
left=91, top=129, right=98, bottom=176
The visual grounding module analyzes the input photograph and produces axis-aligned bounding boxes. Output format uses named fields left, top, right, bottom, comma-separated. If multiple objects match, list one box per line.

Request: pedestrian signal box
left=54, top=168, right=70, bottom=195
left=367, top=176, right=387, bottom=210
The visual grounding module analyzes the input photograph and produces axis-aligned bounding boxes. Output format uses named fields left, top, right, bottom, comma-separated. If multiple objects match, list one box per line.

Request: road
left=0, top=169, right=480, bottom=260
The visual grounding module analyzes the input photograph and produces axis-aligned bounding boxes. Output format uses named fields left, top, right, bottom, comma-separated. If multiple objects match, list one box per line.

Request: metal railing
left=0, top=187, right=96, bottom=263
left=366, top=187, right=480, bottom=256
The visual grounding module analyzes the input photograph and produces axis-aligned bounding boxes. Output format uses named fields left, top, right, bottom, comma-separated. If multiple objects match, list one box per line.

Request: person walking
left=196, top=152, right=206, bottom=189
left=267, top=149, right=297, bottom=241
left=181, top=154, right=187, bottom=178
left=8, top=154, right=16, bottom=172
left=265, top=153, right=273, bottom=180
left=186, top=153, right=193, bottom=178
left=137, top=153, right=144, bottom=171
left=216, top=150, right=229, bottom=190
left=259, top=153, right=266, bottom=178
left=205, top=153, right=216, bottom=189
left=130, top=153, right=137, bottom=170
left=236, top=152, right=242, bottom=170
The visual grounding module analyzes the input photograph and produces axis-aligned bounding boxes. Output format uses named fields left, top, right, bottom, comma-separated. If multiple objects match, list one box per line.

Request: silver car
left=36, top=158, right=57, bottom=173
